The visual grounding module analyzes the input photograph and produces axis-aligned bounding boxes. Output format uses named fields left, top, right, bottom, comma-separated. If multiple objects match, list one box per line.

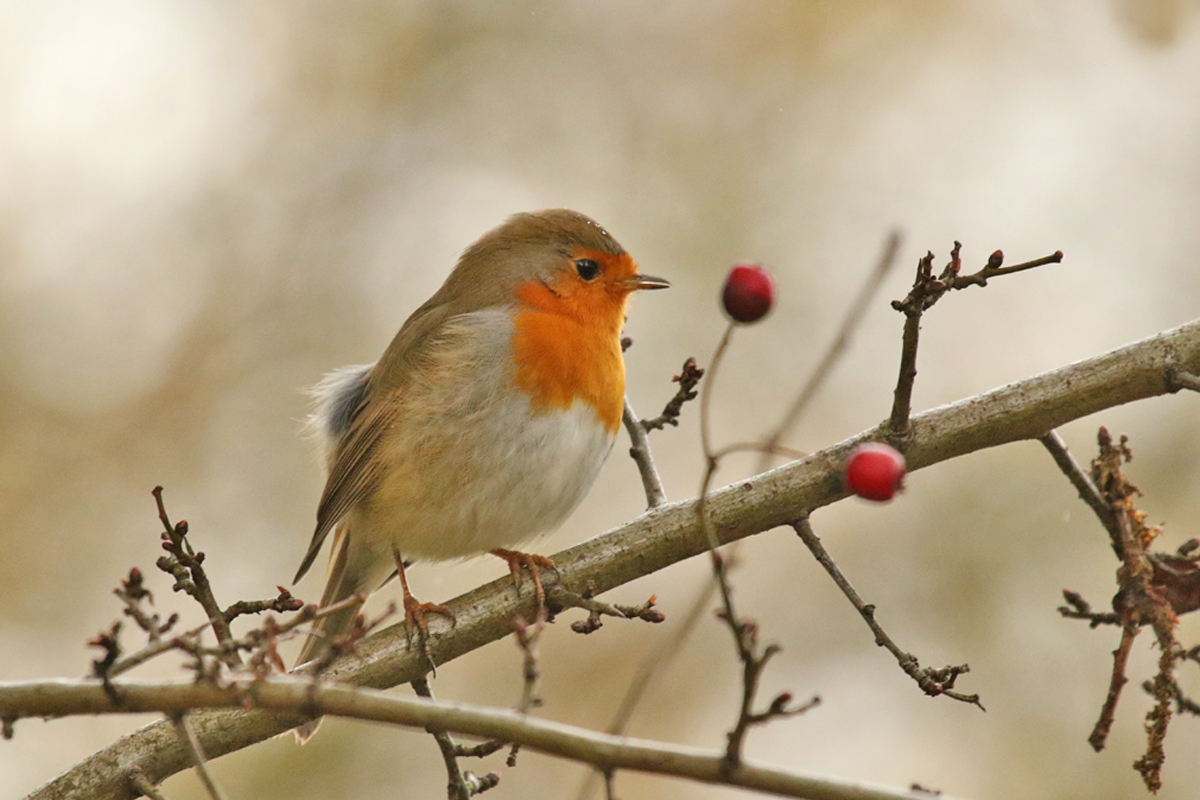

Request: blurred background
left=3, top=1, right=1200, bottom=798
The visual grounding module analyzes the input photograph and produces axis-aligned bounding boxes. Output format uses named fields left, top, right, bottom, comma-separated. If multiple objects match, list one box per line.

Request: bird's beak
left=625, top=274, right=671, bottom=291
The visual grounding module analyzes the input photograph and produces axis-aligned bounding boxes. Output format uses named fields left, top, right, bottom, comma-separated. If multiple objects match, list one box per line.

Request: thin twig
left=698, top=325, right=734, bottom=463
left=792, top=516, right=982, bottom=709
left=1038, top=431, right=1120, bottom=548
left=1058, top=590, right=1121, bottom=628
left=622, top=398, right=668, bottom=509
left=1054, top=427, right=1186, bottom=790
left=963, top=250, right=1064, bottom=281
left=573, top=580, right=713, bottom=800
left=412, top=677, right=499, bottom=799
left=513, top=617, right=542, bottom=716
left=152, top=488, right=239, bottom=667
left=622, top=353, right=703, bottom=509
left=640, top=357, right=705, bottom=432
left=1090, top=623, right=1138, bottom=751
left=105, top=593, right=363, bottom=680
left=765, top=230, right=902, bottom=460
left=169, top=713, right=227, bottom=800
left=553, top=585, right=664, bottom=635
left=693, top=323, right=813, bottom=774
left=1136, top=642, right=1176, bottom=792
left=222, top=587, right=305, bottom=624
left=603, top=770, right=618, bottom=800
left=128, top=769, right=171, bottom=800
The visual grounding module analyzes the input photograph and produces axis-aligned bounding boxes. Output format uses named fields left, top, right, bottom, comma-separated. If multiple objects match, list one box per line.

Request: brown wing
left=293, top=301, right=455, bottom=585
left=292, top=397, right=395, bottom=583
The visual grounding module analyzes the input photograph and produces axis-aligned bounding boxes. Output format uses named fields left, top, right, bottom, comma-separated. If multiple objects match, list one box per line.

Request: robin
left=291, top=209, right=669, bottom=683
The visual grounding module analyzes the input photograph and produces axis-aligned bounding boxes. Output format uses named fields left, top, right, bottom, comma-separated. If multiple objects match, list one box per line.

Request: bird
left=291, top=208, right=669, bottom=686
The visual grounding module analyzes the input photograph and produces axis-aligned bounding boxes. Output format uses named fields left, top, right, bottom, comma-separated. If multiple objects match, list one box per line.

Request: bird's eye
left=574, top=258, right=600, bottom=281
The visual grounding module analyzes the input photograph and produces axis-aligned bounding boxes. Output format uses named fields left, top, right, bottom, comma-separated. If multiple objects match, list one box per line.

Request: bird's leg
left=392, top=549, right=455, bottom=656
left=491, top=549, right=557, bottom=619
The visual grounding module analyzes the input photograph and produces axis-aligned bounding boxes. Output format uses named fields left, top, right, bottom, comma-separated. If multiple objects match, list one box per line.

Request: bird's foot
left=490, top=548, right=557, bottom=615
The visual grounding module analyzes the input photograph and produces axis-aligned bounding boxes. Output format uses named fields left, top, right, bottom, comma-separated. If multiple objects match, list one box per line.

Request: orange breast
left=509, top=276, right=629, bottom=434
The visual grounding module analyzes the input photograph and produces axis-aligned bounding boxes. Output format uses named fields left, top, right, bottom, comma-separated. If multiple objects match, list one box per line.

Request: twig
left=512, top=617, right=542, bottom=716
left=1136, top=643, right=1175, bottom=792
left=1038, top=432, right=1120, bottom=549
left=1052, top=427, right=1187, bottom=789
left=640, top=357, right=705, bottom=432
left=604, top=770, right=618, bottom=800
left=169, top=713, right=227, bottom=800
left=573, top=580, right=713, bottom=800
left=765, top=230, right=902, bottom=459
left=698, top=324, right=734, bottom=463
left=128, top=769, right=171, bottom=800
left=553, top=586, right=664, bottom=635
left=114, top=568, right=177, bottom=642
left=1152, top=660, right=1200, bottom=718
left=1167, top=368, right=1200, bottom=393
left=500, top=615, right=548, bottom=770
left=887, top=245, right=1063, bottom=442
left=622, top=352, right=704, bottom=509
left=32, top=319, right=1200, bottom=800
left=222, top=587, right=305, bottom=623
left=1090, top=623, right=1138, bottom=751
left=693, top=323, right=814, bottom=774
left=4, top=677, right=961, bottom=800
left=792, top=516, right=983, bottom=709
left=305, top=599, right=397, bottom=677
left=104, top=594, right=362, bottom=680
left=412, top=677, right=500, bottom=800
left=152, top=487, right=239, bottom=667
left=1057, top=590, right=1120, bottom=628
left=622, top=399, right=667, bottom=509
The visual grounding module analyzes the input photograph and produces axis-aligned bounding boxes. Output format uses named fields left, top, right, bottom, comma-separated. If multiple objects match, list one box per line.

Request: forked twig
left=888, top=245, right=1063, bottom=442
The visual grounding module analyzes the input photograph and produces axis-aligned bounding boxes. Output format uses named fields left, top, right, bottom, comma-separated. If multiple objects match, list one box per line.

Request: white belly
left=358, top=396, right=614, bottom=561
left=322, top=307, right=620, bottom=569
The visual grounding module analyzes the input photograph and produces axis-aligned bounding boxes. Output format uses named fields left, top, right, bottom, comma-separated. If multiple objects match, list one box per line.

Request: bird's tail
left=292, top=526, right=376, bottom=743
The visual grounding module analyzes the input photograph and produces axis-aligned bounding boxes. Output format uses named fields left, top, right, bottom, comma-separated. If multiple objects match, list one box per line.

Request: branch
left=30, top=318, right=1200, bottom=800
left=4, top=677, right=963, bottom=800
left=792, top=517, right=981, bottom=708
left=1045, top=427, right=1186, bottom=790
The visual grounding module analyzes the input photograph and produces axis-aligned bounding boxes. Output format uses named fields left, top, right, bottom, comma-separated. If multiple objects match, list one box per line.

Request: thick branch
left=6, top=677, right=959, bottom=800
left=31, top=318, right=1200, bottom=800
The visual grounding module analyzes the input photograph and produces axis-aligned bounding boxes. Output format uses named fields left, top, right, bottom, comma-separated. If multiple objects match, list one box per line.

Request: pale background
left=3, top=2, right=1200, bottom=799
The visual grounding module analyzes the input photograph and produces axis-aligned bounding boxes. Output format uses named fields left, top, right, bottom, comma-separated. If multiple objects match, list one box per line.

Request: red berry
left=845, top=443, right=906, bottom=502
left=722, top=263, right=775, bottom=323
